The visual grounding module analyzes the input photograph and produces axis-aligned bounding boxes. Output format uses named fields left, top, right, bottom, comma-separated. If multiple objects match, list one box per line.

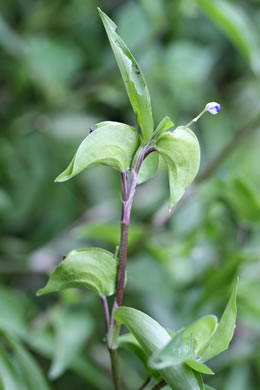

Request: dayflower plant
left=38, top=8, right=237, bottom=390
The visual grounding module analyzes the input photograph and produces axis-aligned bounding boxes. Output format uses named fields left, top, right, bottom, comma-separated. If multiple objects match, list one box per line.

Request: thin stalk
left=101, top=296, right=110, bottom=332
left=185, top=108, right=207, bottom=128
left=109, top=349, right=121, bottom=390
left=151, top=381, right=167, bottom=390
left=138, top=377, right=151, bottom=390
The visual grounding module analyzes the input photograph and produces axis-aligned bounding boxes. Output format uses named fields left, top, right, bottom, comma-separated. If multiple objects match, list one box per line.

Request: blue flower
left=206, top=102, right=221, bottom=115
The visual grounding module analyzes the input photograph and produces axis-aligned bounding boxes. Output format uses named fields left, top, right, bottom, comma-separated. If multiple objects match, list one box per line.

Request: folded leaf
left=200, top=279, right=238, bottom=362
left=55, top=121, right=140, bottom=182
left=115, top=307, right=203, bottom=390
left=149, top=332, right=214, bottom=375
left=149, top=332, right=194, bottom=370
left=37, top=248, right=118, bottom=297
left=98, top=9, right=154, bottom=142
left=138, top=151, right=159, bottom=184
left=156, top=126, right=200, bottom=210
left=183, top=316, right=218, bottom=356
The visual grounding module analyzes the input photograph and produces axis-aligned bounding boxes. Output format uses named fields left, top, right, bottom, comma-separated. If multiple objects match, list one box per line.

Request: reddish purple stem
left=101, top=296, right=110, bottom=332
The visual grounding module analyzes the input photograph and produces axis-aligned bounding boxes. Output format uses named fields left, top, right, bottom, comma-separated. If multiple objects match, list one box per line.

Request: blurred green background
left=0, top=0, right=260, bottom=389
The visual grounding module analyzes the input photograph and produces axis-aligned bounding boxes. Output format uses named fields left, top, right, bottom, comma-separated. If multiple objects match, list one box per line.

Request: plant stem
left=138, top=377, right=151, bottom=390
left=101, top=296, right=110, bottom=332
left=151, top=380, right=167, bottom=390
left=108, top=146, right=156, bottom=389
left=116, top=170, right=138, bottom=306
left=109, top=348, right=121, bottom=390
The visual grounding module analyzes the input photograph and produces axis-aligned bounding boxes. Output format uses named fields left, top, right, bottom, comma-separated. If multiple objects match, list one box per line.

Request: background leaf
left=5, top=334, right=50, bottom=390
left=195, top=0, right=259, bottom=72
left=49, top=307, right=94, bottom=379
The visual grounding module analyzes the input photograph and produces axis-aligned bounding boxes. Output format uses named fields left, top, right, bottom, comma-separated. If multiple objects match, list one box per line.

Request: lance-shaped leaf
left=156, top=126, right=200, bottom=210
left=98, top=8, right=154, bottom=142
left=55, top=121, right=140, bottom=182
left=200, top=279, right=238, bottom=362
left=37, top=248, right=118, bottom=297
left=154, top=116, right=174, bottom=139
left=115, top=307, right=204, bottom=390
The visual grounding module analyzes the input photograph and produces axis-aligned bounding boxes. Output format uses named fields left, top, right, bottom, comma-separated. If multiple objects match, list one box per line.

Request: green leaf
left=98, top=8, right=154, bottom=142
left=221, top=177, right=260, bottom=224
left=49, top=307, right=94, bottom=379
left=149, top=332, right=194, bottom=370
left=138, top=151, right=159, bottom=184
left=55, top=121, right=140, bottom=182
left=154, top=116, right=174, bottom=138
left=118, top=333, right=147, bottom=364
left=149, top=331, right=214, bottom=375
left=77, top=222, right=146, bottom=250
left=183, top=316, right=218, bottom=356
left=156, top=126, right=200, bottom=210
left=5, top=334, right=50, bottom=390
left=200, top=279, right=238, bottom=362
left=23, top=328, right=112, bottom=389
left=195, top=0, right=258, bottom=72
left=185, top=360, right=214, bottom=376
left=24, top=36, right=84, bottom=103
left=0, top=346, right=26, bottom=390
left=37, top=248, right=118, bottom=297
left=115, top=307, right=204, bottom=390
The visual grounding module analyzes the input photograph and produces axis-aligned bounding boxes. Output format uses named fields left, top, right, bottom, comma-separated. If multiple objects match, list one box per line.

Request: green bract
left=98, top=8, right=154, bottom=143
left=156, top=126, right=200, bottom=210
left=115, top=307, right=203, bottom=390
left=55, top=121, right=140, bottom=182
left=200, top=279, right=238, bottom=362
left=115, top=280, right=238, bottom=388
left=183, top=315, right=218, bottom=356
left=37, top=248, right=118, bottom=297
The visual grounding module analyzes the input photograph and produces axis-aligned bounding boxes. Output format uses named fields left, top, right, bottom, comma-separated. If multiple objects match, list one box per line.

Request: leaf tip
left=36, top=288, right=44, bottom=296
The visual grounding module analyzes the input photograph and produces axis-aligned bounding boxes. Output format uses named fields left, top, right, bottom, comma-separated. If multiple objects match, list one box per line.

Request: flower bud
left=206, top=102, right=221, bottom=115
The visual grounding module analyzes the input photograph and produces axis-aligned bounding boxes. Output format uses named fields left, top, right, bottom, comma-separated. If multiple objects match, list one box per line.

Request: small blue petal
left=206, top=102, right=221, bottom=115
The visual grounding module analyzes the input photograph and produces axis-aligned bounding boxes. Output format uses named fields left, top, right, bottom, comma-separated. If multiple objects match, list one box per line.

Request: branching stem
left=107, top=145, right=157, bottom=389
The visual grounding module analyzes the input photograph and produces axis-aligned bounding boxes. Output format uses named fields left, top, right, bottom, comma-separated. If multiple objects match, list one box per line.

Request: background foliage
left=0, top=0, right=260, bottom=389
